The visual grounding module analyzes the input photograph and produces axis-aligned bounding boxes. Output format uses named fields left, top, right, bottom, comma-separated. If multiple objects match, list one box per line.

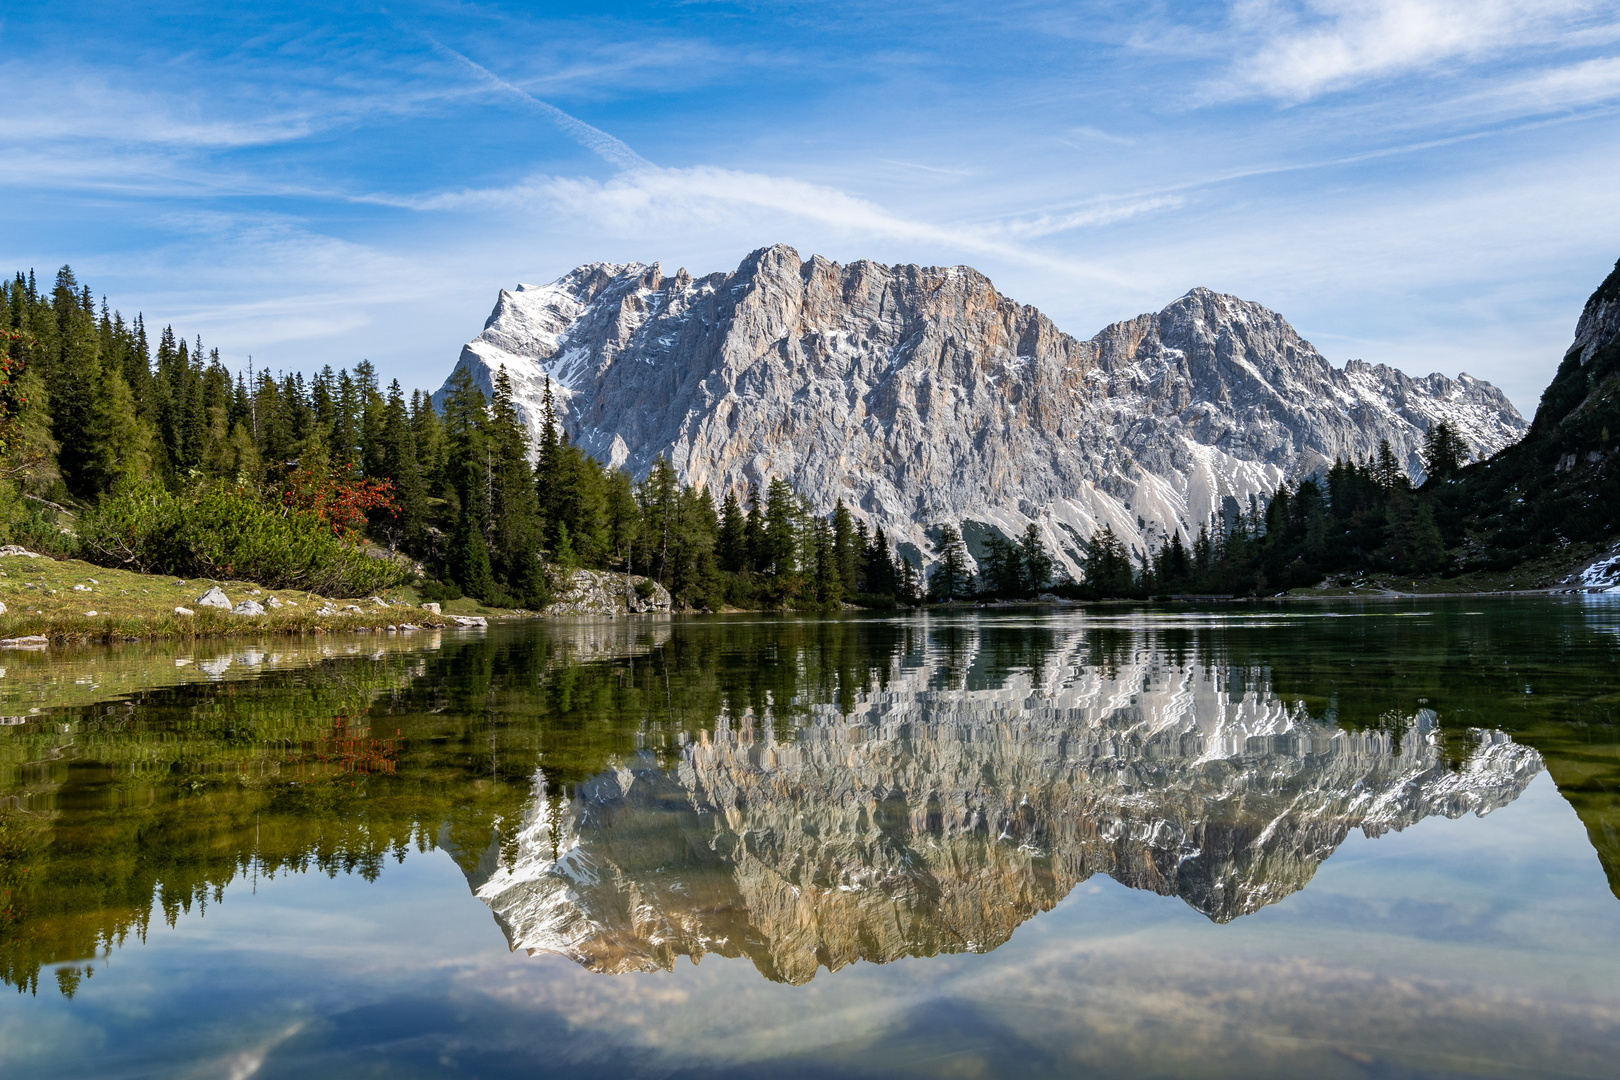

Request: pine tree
left=488, top=367, right=546, bottom=603
left=812, top=515, right=842, bottom=607
left=1421, top=420, right=1469, bottom=481
left=982, top=531, right=1021, bottom=596
left=638, top=455, right=680, bottom=586
left=717, top=490, right=747, bottom=572
left=831, top=500, right=858, bottom=596
left=763, top=477, right=798, bottom=576
left=441, top=367, right=494, bottom=597
left=928, top=525, right=972, bottom=601
left=604, top=468, right=640, bottom=574
left=1083, top=525, right=1135, bottom=598
left=534, top=377, right=559, bottom=535
left=864, top=525, right=898, bottom=598
left=1018, top=523, right=1054, bottom=593
left=743, top=486, right=766, bottom=572
left=410, top=390, right=445, bottom=497
left=1375, top=438, right=1406, bottom=492
left=377, top=380, right=428, bottom=550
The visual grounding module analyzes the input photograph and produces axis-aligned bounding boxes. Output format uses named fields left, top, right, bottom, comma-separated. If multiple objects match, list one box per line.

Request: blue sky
left=3, top=1, right=1618, bottom=411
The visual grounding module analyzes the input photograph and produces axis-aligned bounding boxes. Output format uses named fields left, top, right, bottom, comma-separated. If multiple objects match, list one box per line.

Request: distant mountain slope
left=439, top=244, right=1526, bottom=573
left=1436, top=257, right=1620, bottom=574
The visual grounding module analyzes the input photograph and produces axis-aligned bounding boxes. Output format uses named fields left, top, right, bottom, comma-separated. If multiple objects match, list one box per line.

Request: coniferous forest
left=2, top=263, right=1613, bottom=608
left=0, top=267, right=920, bottom=608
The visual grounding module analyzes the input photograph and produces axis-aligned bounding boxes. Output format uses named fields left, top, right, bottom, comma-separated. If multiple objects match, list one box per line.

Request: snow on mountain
left=437, top=245, right=1527, bottom=573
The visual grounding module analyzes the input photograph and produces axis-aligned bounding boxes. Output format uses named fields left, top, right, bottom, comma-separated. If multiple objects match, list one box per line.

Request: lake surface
left=2, top=598, right=1619, bottom=1079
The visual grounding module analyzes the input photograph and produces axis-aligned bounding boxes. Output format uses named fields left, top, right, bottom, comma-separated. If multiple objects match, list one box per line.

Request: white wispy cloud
left=368, top=164, right=1158, bottom=283
left=420, top=38, right=652, bottom=170
left=1217, top=1, right=1618, bottom=101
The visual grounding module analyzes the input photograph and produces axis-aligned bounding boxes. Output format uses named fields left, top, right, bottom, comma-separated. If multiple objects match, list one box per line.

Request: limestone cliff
left=439, top=246, right=1527, bottom=572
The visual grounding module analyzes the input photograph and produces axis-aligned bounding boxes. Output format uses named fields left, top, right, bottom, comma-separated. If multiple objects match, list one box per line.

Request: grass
left=0, top=552, right=468, bottom=643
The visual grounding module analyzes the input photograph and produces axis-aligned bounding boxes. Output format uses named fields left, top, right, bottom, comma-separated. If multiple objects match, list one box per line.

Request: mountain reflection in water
left=7, top=601, right=1618, bottom=1004
left=467, top=628, right=1541, bottom=984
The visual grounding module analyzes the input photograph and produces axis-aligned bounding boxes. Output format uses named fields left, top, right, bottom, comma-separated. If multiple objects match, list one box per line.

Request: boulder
left=421, top=602, right=442, bottom=615
left=195, top=586, right=231, bottom=609
left=541, top=569, right=673, bottom=617
left=0, top=546, right=39, bottom=558
left=265, top=595, right=285, bottom=609
left=174, top=607, right=195, bottom=616
left=231, top=600, right=266, bottom=616
left=1, top=635, right=48, bottom=649
left=450, top=615, right=488, bottom=628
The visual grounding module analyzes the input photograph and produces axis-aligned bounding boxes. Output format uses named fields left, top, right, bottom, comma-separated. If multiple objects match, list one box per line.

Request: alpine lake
left=2, top=598, right=1619, bottom=1079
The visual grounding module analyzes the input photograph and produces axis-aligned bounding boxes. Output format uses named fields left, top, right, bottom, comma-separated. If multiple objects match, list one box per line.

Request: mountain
left=1429, top=258, right=1620, bottom=581
left=461, top=631, right=1542, bottom=985
left=438, top=245, right=1526, bottom=573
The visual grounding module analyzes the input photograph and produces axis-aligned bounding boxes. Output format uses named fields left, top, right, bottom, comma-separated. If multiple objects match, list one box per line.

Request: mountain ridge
left=438, top=245, right=1527, bottom=573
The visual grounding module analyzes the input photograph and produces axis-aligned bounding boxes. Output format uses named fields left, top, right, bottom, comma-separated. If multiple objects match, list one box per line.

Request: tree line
left=0, top=264, right=1497, bottom=606
left=0, top=266, right=929, bottom=607
left=1074, top=427, right=1474, bottom=598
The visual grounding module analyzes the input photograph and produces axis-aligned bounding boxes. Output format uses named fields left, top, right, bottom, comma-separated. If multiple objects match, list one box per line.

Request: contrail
left=424, top=36, right=651, bottom=171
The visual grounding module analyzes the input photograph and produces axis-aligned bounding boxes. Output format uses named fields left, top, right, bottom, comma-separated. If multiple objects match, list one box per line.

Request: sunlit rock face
left=465, top=634, right=1541, bottom=984
left=438, top=244, right=1526, bottom=572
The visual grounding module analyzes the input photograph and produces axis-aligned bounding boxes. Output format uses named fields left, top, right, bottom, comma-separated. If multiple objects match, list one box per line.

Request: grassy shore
left=0, top=553, right=487, bottom=643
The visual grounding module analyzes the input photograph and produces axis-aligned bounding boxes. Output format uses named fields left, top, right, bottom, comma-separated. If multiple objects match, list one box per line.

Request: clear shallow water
left=2, top=598, right=1619, bottom=1078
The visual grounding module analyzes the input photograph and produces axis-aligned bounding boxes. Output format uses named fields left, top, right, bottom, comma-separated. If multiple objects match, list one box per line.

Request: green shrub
left=77, top=483, right=406, bottom=596
left=417, top=580, right=463, bottom=604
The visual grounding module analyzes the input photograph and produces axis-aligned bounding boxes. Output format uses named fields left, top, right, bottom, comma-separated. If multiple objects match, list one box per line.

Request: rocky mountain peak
left=1573, top=258, right=1620, bottom=365
left=439, top=245, right=1527, bottom=572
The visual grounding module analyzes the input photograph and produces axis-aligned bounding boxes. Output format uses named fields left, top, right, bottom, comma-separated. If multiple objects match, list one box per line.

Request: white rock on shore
left=196, top=587, right=231, bottom=609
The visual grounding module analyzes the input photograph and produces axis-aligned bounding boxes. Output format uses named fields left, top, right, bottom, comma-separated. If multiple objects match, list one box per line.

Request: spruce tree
left=831, top=500, right=858, bottom=596
left=488, top=367, right=546, bottom=604
left=928, top=525, right=971, bottom=601
left=717, top=490, right=747, bottom=572
left=1375, top=438, right=1406, bottom=492
left=763, top=478, right=798, bottom=576
left=378, top=379, right=428, bottom=550
left=743, top=486, right=766, bottom=572
left=865, top=525, right=897, bottom=598
left=1421, top=421, right=1469, bottom=481
left=604, top=468, right=640, bottom=574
